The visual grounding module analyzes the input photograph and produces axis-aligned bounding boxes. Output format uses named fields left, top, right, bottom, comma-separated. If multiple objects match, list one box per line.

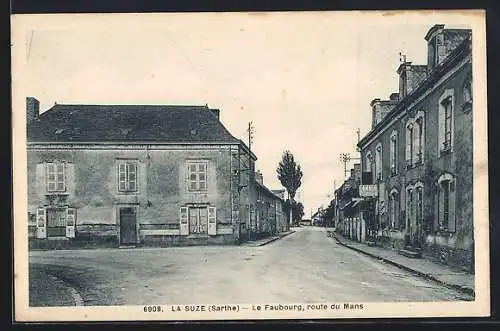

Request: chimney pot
left=26, top=97, right=40, bottom=125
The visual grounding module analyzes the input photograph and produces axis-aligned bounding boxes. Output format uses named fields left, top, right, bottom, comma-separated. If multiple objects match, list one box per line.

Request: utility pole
left=339, top=153, right=351, bottom=178
left=246, top=121, right=255, bottom=239
left=248, top=121, right=255, bottom=152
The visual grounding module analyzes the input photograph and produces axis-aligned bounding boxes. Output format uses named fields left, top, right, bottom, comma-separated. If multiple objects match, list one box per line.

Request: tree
left=284, top=200, right=305, bottom=225
left=276, top=150, right=303, bottom=226
left=322, top=199, right=336, bottom=227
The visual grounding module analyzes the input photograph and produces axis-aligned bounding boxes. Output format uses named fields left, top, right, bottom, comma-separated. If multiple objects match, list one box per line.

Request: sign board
left=359, top=185, right=377, bottom=197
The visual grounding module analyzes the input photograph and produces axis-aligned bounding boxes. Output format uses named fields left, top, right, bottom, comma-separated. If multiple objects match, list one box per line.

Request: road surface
left=28, top=227, right=473, bottom=306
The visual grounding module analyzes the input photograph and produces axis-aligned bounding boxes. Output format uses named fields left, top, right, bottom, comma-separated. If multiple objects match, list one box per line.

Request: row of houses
left=26, top=99, right=289, bottom=249
left=335, top=24, right=474, bottom=272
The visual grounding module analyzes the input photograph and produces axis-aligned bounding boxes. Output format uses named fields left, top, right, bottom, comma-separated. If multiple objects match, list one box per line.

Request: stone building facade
left=26, top=100, right=283, bottom=249
left=253, top=171, right=287, bottom=239
left=357, top=24, right=474, bottom=272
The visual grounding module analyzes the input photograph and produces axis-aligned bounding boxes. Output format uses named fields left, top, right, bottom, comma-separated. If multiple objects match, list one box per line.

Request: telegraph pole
left=248, top=121, right=255, bottom=152
left=339, top=153, right=351, bottom=178
left=247, top=121, right=255, bottom=239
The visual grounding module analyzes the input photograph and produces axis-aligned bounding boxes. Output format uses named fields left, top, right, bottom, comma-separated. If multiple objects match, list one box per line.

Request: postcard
left=12, top=10, right=489, bottom=321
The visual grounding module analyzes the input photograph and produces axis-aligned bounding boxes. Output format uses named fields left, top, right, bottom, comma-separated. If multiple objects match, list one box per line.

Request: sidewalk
left=330, top=231, right=475, bottom=297
left=240, top=230, right=296, bottom=247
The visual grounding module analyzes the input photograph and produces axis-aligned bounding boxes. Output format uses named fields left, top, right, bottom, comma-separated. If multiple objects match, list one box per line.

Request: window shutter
left=438, top=186, right=444, bottom=231
left=449, top=181, right=456, bottom=232
left=118, top=163, right=127, bottom=191
left=128, top=163, right=137, bottom=191
left=405, top=126, right=411, bottom=163
left=36, top=207, right=47, bottom=239
left=179, top=207, right=189, bottom=235
left=412, top=124, right=419, bottom=163
left=66, top=208, right=76, bottom=238
left=438, top=104, right=446, bottom=152
left=56, top=163, right=66, bottom=191
left=208, top=206, right=217, bottom=235
left=420, top=118, right=425, bottom=162
left=66, top=163, right=75, bottom=196
left=35, top=163, right=46, bottom=196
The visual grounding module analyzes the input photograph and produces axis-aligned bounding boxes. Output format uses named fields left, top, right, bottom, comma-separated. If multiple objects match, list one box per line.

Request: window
left=437, top=174, right=456, bottom=232
left=406, top=122, right=414, bottom=168
left=375, top=144, right=382, bottom=180
left=414, top=113, right=425, bottom=165
left=390, top=131, right=398, bottom=175
left=389, top=189, right=399, bottom=228
left=46, top=163, right=66, bottom=192
left=463, top=80, right=472, bottom=103
left=439, top=90, right=454, bottom=154
left=188, top=161, right=208, bottom=191
left=118, top=161, right=138, bottom=192
left=444, top=100, right=452, bottom=149
left=364, top=151, right=372, bottom=173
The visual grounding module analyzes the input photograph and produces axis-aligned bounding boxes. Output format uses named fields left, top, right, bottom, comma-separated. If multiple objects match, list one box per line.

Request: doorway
left=119, top=207, right=137, bottom=245
left=46, top=207, right=67, bottom=238
left=188, top=207, right=208, bottom=234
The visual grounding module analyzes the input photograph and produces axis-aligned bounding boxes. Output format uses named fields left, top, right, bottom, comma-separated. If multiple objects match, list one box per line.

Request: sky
left=14, top=12, right=469, bottom=218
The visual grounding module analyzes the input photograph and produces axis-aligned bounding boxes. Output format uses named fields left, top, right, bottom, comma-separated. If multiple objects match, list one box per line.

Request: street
left=28, top=227, right=473, bottom=306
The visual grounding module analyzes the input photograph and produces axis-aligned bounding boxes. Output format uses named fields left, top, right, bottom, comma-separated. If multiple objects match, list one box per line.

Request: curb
left=330, top=232, right=475, bottom=297
left=258, top=230, right=296, bottom=246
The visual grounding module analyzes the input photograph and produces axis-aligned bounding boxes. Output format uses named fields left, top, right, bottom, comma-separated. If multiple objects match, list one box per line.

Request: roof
left=358, top=35, right=471, bottom=149
left=254, top=180, right=285, bottom=203
left=27, top=103, right=241, bottom=144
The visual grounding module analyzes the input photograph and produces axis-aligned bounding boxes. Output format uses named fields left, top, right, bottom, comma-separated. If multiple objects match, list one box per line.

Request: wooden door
left=188, top=207, right=208, bottom=234
left=120, top=207, right=137, bottom=245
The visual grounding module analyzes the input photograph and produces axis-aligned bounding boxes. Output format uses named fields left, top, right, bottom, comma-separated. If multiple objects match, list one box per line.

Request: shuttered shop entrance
left=46, top=207, right=67, bottom=237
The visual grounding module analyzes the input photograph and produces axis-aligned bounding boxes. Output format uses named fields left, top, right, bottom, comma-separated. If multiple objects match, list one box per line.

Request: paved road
left=28, top=227, right=473, bottom=306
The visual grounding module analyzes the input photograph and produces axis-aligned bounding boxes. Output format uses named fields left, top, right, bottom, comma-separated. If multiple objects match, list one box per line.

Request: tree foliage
left=276, top=150, right=303, bottom=201
left=284, top=200, right=305, bottom=224
left=322, top=199, right=336, bottom=226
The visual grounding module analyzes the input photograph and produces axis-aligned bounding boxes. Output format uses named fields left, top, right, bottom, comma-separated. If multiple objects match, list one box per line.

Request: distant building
left=253, top=171, right=288, bottom=239
left=357, top=24, right=473, bottom=271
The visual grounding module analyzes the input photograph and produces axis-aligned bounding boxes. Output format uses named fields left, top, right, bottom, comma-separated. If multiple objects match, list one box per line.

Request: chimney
left=26, top=97, right=40, bottom=125
left=389, top=93, right=399, bottom=101
left=255, top=171, right=263, bottom=185
left=371, top=98, right=397, bottom=128
left=210, top=108, right=220, bottom=120
left=425, top=24, right=471, bottom=70
left=397, top=62, right=428, bottom=99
